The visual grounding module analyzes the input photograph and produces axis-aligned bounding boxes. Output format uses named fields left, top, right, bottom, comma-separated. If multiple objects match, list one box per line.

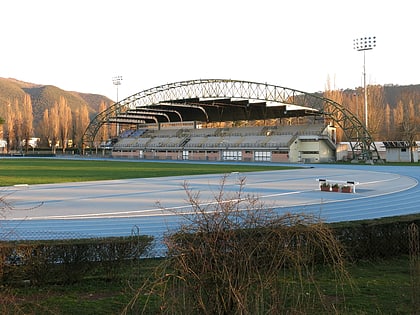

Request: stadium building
left=83, top=79, right=379, bottom=163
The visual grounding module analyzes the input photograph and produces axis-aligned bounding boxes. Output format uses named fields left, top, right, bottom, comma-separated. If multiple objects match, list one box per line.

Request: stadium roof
left=109, top=96, right=320, bottom=124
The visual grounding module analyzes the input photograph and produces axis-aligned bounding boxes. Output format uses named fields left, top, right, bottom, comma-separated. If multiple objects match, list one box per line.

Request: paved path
left=1, top=164, right=419, bottom=243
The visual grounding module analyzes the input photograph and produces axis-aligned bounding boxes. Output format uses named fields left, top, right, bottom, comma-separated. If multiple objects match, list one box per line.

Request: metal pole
left=353, top=36, right=376, bottom=133
left=112, top=76, right=123, bottom=136
left=363, top=50, right=368, bottom=130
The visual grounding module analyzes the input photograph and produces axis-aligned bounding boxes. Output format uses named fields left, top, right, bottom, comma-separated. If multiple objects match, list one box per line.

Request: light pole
left=112, top=76, right=123, bottom=135
left=112, top=75, right=123, bottom=102
left=353, top=36, right=376, bottom=131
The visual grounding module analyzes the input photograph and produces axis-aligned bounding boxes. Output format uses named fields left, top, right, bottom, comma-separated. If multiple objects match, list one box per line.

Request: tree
left=49, top=102, right=60, bottom=153
left=398, top=99, right=419, bottom=162
left=324, top=77, right=345, bottom=142
left=73, top=104, right=90, bottom=149
left=4, top=100, right=15, bottom=152
left=58, top=96, right=72, bottom=153
left=366, top=85, right=386, bottom=139
left=11, top=99, right=22, bottom=152
left=97, top=101, right=109, bottom=145
left=40, top=109, right=51, bottom=148
left=21, top=94, right=34, bottom=153
left=384, top=104, right=392, bottom=139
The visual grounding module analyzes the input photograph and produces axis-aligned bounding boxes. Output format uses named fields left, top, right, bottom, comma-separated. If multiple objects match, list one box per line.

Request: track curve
left=1, top=164, right=419, bottom=243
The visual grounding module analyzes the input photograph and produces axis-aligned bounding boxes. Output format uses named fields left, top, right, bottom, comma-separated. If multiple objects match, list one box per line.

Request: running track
left=1, top=163, right=419, bottom=253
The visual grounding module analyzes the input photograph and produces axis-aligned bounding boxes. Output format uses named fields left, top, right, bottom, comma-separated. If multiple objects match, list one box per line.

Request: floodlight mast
left=353, top=36, right=376, bottom=131
left=112, top=76, right=123, bottom=135
left=112, top=76, right=123, bottom=103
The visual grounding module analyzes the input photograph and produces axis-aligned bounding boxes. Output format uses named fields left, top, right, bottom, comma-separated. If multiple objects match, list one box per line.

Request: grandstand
left=87, top=79, right=379, bottom=162
left=110, top=122, right=337, bottom=163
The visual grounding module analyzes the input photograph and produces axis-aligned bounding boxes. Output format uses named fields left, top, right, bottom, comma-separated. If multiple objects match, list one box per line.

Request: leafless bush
left=1, top=189, right=44, bottom=314
left=0, top=190, right=22, bottom=314
left=126, top=174, right=351, bottom=314
left=0, top=189, right=15, bottom=218
left=408, top=223, right=420, bottom=314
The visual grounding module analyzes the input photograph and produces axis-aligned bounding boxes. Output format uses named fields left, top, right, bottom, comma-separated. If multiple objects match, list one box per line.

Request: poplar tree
left=50, top=102, right=60, bottom=153
left=58, top=96, right=72, bottom=153
left=366, top=85, right=385, bottom=139
left=324, top=77, right=344, bottom=142
left=73, top=104, right=90, bottom=148
left=12, top=99, right=22, bottom=152
left=21, top=94, right=34, bottom=152
left=41, top=109, right=51, bottom=148
left=399, top=99, right=418, bottom=162
left=97, top=101, right=109, bottom=144
left=5, top=100, right=15, bottom=152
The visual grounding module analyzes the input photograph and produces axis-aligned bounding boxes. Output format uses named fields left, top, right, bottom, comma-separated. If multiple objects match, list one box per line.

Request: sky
left=1, top=0, right=419, bottom=101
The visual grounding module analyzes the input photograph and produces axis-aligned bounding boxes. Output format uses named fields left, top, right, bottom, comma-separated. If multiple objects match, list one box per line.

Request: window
left=301, top=151, right=319, bottom=155
left=222, top=151, right=242, bottom=161
left=254, top=151, right=271, bottom=161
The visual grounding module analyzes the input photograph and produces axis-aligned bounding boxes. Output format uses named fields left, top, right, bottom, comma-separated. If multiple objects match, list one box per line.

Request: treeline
left=0, top=94, right=110, bottom=153
left=324, top=84, right=420, bottom=142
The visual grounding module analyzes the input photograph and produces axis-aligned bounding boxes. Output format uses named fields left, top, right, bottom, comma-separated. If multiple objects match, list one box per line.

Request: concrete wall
left=386, top=147, right=418, bottom=162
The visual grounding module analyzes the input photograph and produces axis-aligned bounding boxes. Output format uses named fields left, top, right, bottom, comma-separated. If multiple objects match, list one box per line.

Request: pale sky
left=1, top=0, right=418, bottom=101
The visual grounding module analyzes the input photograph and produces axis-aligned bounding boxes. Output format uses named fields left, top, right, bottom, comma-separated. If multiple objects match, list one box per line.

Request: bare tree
left=324, top=77, right=345, bottom=142
left=12, top=99, right=22, bottom=152
left=97, top=101, right=109, bottom=145
left=49, top=103, right=60, bottom=153
left=21, top=94, right=34, bottom=153
left=73, top=104, right=90, bottom=149
left=366, top=85, right=386, bottom=139
left=384, top=104, right=392, bottom=139
left=40, top=109, right=51, bottom=148
left=398, top=99, right=419, bottom=162
left=58, top=96, right=72, bottom=153
left=4, top=99, right=15, bottom=152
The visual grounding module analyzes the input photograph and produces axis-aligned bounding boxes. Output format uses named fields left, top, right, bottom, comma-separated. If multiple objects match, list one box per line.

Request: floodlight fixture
left=353, top=36, right=376, bottom=130
left=353, top=36, right=376, bottom=51
left=112, top=76, right=123, bottom=86
left=112, top=76, right=123, bottom=102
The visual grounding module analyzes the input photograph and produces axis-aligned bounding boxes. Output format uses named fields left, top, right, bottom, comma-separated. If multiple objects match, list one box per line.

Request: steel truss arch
left=82, top=79, right=379, bottom=160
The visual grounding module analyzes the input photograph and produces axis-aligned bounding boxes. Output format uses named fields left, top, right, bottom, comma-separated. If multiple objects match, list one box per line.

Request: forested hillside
left=0, top=78, right=112, bottom=124
left=323, top=84, right=420, bottom=142
left=0, top=77, right=113, bottom=152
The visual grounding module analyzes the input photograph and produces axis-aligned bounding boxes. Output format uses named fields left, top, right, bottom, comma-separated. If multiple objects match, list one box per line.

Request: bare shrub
left=1, top=189, right=44, bottom=314
left=0, top=190, right=23, bottom=314
left=127, top=174, right=351, bottom=314
left=408, top=223, right=420, bottom=313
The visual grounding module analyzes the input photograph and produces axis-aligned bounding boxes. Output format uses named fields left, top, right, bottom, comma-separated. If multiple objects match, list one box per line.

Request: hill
left=0, top=77, right=113, bottom=131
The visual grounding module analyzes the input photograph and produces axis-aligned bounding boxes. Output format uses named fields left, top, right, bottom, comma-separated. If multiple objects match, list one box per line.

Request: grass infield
left=0, top=158, right=297, bottom=186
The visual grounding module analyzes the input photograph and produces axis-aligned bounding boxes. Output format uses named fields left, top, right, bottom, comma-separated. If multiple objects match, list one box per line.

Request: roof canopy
left=383, top=141, right=417, bottom=148
left=110, top=96, right=319, bottom=124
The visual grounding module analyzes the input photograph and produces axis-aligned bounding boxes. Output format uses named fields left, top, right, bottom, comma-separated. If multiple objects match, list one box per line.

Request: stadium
left=83, top=79, right=381, bottom=163
left=2, top=79, right=419, bottom=247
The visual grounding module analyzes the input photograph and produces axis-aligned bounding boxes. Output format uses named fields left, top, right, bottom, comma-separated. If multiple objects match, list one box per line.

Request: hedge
left=0, top=235, right=153, bottom=285
left=331, top=215, right=420, bottom=261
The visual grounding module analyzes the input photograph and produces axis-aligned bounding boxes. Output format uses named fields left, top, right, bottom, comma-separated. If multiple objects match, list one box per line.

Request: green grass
left=0, top=158, right=296, bottom=186
left=3, top=256, right=415, bottom=315
left=343, top=258, right=414, bottom=314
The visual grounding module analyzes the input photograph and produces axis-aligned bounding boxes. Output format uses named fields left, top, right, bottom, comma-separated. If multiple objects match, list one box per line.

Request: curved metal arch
left=82, top=79, right=379, bottom=160
left=121, top=110, right=171, bottom=122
